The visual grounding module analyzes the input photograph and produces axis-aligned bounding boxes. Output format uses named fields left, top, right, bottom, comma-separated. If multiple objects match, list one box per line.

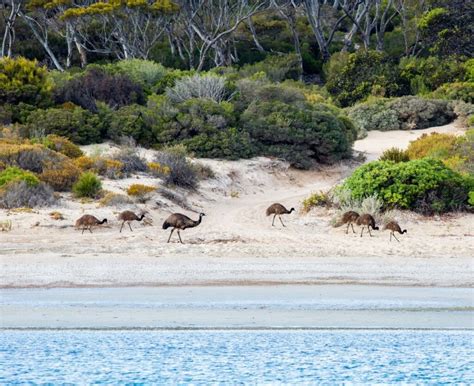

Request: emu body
left=340, top=211, right=360, bottom=234
left=266, top=203, right=295, bottom=227
left=75, top=215, right=107, bottom=234
left=356, top=214, right=379, bottom=237
left=384, top=221, right=407, bottom=242
left=162, top=212, right=205, bottom=243
left=118, top=210, right=145, bottom=232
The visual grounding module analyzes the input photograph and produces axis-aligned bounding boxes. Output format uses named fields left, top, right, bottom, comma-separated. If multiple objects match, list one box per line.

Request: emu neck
left=139, top=214, right=145, bottom=221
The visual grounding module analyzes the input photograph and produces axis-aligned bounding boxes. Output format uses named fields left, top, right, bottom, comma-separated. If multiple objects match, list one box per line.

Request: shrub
left=0, top=180, right=55, bottom=208
left=325, top=50, right=406, bottom=107
left=241, top=101, right=355, bottom=168
left=430, top=82, right=474, bottom=104
left=39, top=160, right=81, bottom=191
left=109, top=59, right=168, bottom=94
left=147, top=162, right=171, bottom=177
left=153, top=68, right=195, bottom=94
left=126, top=183, right=155, bottom=203
left=166, top=74, right=227, bottom=103
left=0, top=166, right=39, bottom=187
left=379, top=148, right=410, bottom=163
left=0, top=57, right=52, bottom=106
left=347, top=96, right=455, bottom=134
left=111, top=147, right=148, bottom=174
left=406, top=133, right=458, bottom=160
left=193, top=162, right=215, bottom=180
left=26, top=106, right=101, bottom=145
left=72, top=172, right=102, bottom=198
left=154, top=147, right=198, bottom=189
left=238, top=54, right=302, bottom=82
left=302, top=191, right=331, bottom=213
left=0, top=143, right=66, bottom=173
left=107, top=104, right=155, bottom=145
left=55, top=67, right=145, bottom=112
left=74, top=155, right=95, bottom=171
left=469, top=191, right=474, bottom=206
left=93, top=159, right=124, bottom=179
left=40, top=135, right=83, bottom=158
left=342, top=159, right=472, bottom=214
left=99, top=191, right=132, bottom=207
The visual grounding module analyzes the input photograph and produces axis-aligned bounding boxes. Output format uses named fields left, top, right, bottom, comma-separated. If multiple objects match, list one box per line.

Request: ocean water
left=1, top=330, right=472, bottom=383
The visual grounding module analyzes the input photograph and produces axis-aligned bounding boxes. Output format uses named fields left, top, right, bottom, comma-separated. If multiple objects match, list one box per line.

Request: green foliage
left=39, top=135, right=84, bottom=158
left=302, top=191, right=331, bottom=212
left=325, top=50, right=406, bottom=107
left=238, top=54, right=302, bottom=82
left=347, top=96, right=455, bottom=136
left=379, top=148, right=409, bottom=163
left=430, top=82, right=474, bottom=104
left=342, top=159, right=472, bottom=214
left=406, top=133, right=457, bottom=160
left=26, top=105, right=101, bottom=145
left=72, top=172, right=102, bottom=198
left=469, top=191, right=474, bottom=206
left=0, top=57, right=52, bottom=106
left=241, top=101, right=355, bottom=168
left=107, top=104, right=154, bottom=145
left=0, top=166, right=39, bottom=187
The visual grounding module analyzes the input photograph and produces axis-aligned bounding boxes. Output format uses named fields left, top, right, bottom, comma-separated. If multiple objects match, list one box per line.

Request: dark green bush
left=342, top=158, right=472, bottom=214
left=430, top=82, right=474, bottom=103
left=238, top=54, right=302, bottom=82
left=26, top=105, right=101, bottom=145
left=325, top=50, right=406, bottom=107
left=241, top=101, right=355, bottom=168
left=72, top=172, right=102, bottom=198
left=107, top=104, right=154, bottom=146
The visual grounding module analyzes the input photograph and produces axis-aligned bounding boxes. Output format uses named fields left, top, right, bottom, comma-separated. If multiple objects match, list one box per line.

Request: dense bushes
left=238, top=54, right=302, bottom=82
left=0, top=57, right=52, bottom=106
left=346, top=96, right=455, bottom=136
left=72, top=172, right=102, bottom=198
left=26, top=105, right=101, bottom=145
left=55, top=67, right=145, bottom=112
left=430, top=82, right=474, bottom=104
left=241, top=101, right=355, bottom=168
left=0, top=180, right=56, bottom=208
left=342, top=159, right=472, bottom=214
left=325, top=51, right=406, bottom=107
left=0, top=166, right=39, bottom=187
left=166, top=74, right=228, bottom=103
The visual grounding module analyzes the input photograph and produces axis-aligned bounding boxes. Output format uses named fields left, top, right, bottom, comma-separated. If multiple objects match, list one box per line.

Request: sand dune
left=1, top=121, right=472, bottom=288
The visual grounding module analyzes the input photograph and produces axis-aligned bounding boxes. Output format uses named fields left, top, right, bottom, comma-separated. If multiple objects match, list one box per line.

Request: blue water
left=1, top=330, right=472, bottom=383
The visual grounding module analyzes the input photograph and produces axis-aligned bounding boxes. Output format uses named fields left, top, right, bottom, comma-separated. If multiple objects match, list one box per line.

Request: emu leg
left=279, top=215, right=286, bottom=227
left=120, top=221, right=125, bottom=233
left=89, top=226, right=93, bottom=234
left=82, top=226, right=86, bottom=234
left=368, top=226, right=373, bottom=237
left=272, top=214, right=276, bottom=226
left=351, top=223, right=356, bottom=233
left=393, top=232, right=400, bottom=242
left=346, top=223, right=350, bottom=234
left=177, top=230, right=183, bottom=244
left=390, top=232, right=392, bottom=242
left=360, top=227, right=364, bottom=237
left=128, top=222, right=133, bottom=232
left=167, top=228, right=175, bottom=243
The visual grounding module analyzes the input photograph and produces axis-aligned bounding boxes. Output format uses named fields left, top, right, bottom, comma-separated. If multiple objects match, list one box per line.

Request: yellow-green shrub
left=126, top=183, right=155, bottom=202
left=72, top=172, right=102, bottom=198
left=40, top=135, right=83, bottom=158
left=74, top=155, right=95, bottom=171
left=39, top=160, right=81, bottom=191
left=147, top=162, right=171, bottom=176
left=407, top=133, right=457, bottom=160
left=0, top=166, right=39, bottom=187
left=302, top=191, right=331, bottom=213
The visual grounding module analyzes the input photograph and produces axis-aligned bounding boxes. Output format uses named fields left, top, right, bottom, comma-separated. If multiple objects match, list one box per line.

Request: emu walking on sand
left=118, top=210, right=145, bottom=233
left=356, top=214, right=379, bottom=237
left=266, top=203, right=295, bottom=227
left=340, top=211, right=360, bottom=234
left=75, top=214, right=107, bottom=234
left=384, top=221, right=407, bottom=242
left=162, top=212, right=205, bottom=243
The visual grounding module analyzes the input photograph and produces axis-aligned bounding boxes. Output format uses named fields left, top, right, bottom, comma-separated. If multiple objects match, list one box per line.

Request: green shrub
left=166, top=74, right=227, bottom=103
left=0, top=57, right=52, bottom=106
left=238, top=54, right=302, bottom=82
left=430, top=82, right=474, bottom=103
left=342, top=159, right=472, bottom=214
left=107, top=104, right=154, bottom=145
left=0, top=180, right=55, bottom=208
left=0, top=166, right=39, bottom=187
left=379, top=148, right=410, bottom=163
left=302, top=191, right=331, bottom=212
left=325, top=50, right=406, bottom=107
left=26, top=105, right=101, bottom=145
left=72, top=172, right=102, bottom=198
left=469, top=191, right=474, bottom=206
left=241, top=101, right=355, bottom=168
left=347, top=96, right=455, bottom=135
left=153, top=68, right=195, bottom=94
left=40, top=135, right=84, bottom=158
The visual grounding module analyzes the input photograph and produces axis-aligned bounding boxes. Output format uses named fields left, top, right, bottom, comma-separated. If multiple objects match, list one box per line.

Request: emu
left=266, top=203, right=295, bottom=227
left=356, top=214, right=379, bottom=237
left=162, top=212, right=205, bottom=243
left=384, top=221, right=407, bottom=242
left=118, top=210, right=145, bottom=233
left=75, top=214, right=107, bottom=234
left=340, top=211, right=360, bottom=234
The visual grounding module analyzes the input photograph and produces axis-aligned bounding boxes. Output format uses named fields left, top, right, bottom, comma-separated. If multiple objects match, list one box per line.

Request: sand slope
left=1, top=122, right=473, bottom=288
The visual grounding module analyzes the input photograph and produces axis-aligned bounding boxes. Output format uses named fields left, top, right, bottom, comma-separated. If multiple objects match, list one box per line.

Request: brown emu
left=266, top=203, right=295, bottom=227
left=118, top=210, right=145, bottom=233
left=356, top=214, right=379, bottom=237
left=75, top=214, right=107, bottom=234
left=340, top=211, right=360, bottom=234
left=162, top=212, right=205, bottom=243
left=384, top=221, right=407, bottom=242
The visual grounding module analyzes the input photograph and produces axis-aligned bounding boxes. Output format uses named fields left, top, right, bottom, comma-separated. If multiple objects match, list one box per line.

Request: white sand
left=0, top=121, right=473, bottom=288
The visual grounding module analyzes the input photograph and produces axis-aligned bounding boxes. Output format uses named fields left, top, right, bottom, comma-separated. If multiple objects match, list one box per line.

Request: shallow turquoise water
left=1, top=330, right=472, bottom=383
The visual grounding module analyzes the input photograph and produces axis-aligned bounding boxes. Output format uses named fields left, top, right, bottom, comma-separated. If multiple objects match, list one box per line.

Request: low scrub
left=379, top=147, right=410, bottom=163
left=72, top=172, right=102, bottom=198
left=112, top=147, right=148, bottom=174
left=302, top=191, right=331, bottom=213
left=0, top=166, right=39, bottom=187
left=154, top=146, right=198, bottom=190
left=126, top=184, right=155, bottom=203
left=39, top=135, right=83, bottom=158
left=39, top=160, right=81, bottom=191
left=99, top=191, right=132, bottom=207
left=406, top=133, right=457, bottom=160
left=342, top=159, right=472, bottom=214
left=0, top=180, right=55, bottom=208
